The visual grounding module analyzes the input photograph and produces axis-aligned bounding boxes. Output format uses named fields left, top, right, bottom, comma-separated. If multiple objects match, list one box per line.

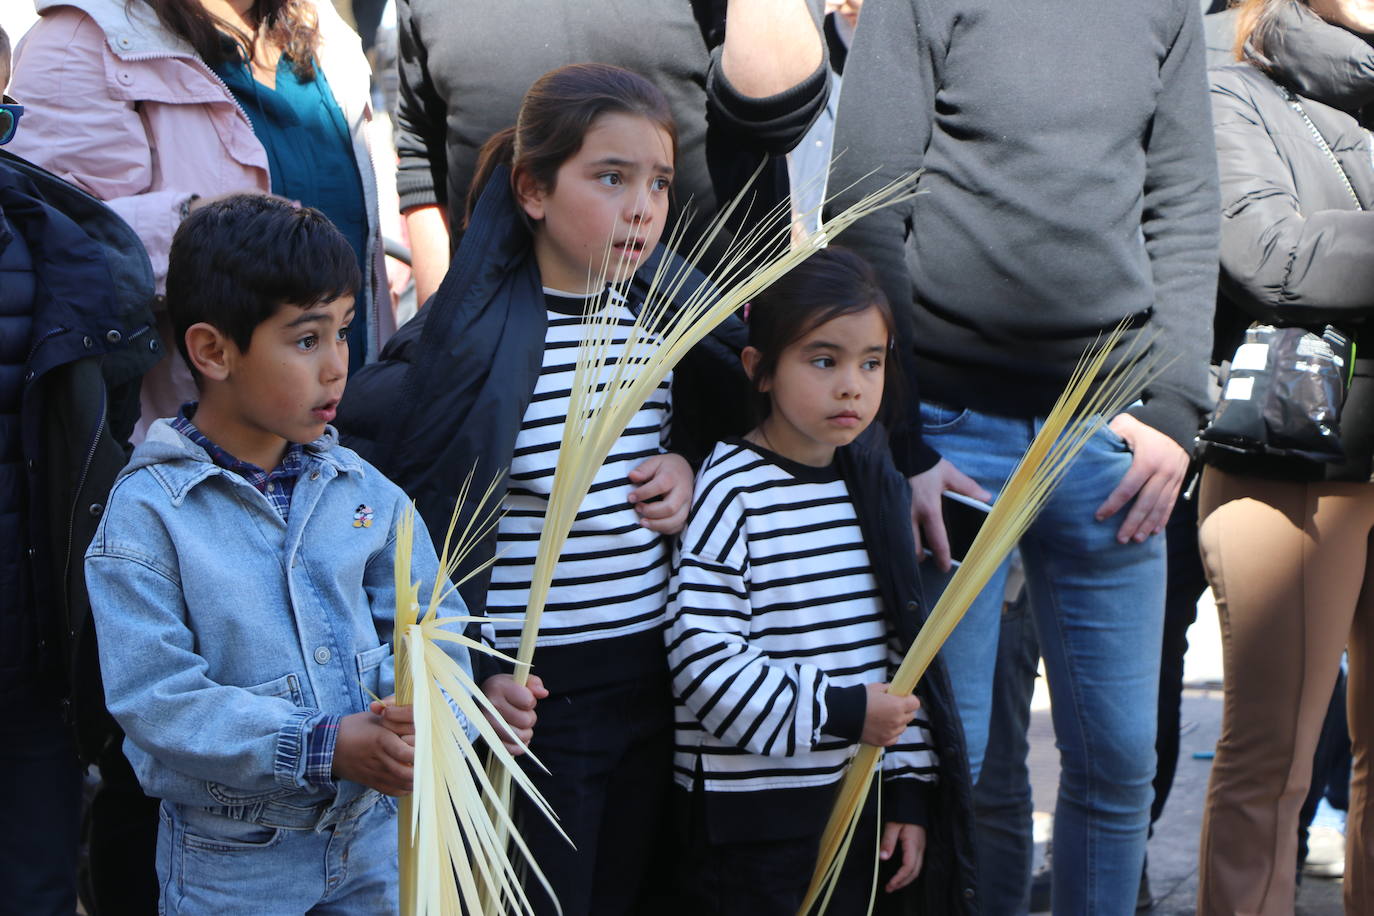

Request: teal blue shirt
left=214, top=53, right=370, bottom=374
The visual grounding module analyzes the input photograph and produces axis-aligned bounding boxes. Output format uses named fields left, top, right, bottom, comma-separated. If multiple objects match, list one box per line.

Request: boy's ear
left=741, top=346, right=769, bottom=392
left=184, top=322, right=235, bottom=382
left=514, top=169, right=546, bottom=222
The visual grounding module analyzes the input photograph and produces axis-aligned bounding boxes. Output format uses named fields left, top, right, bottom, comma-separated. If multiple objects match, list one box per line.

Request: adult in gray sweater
left=829, top=1, right=1220, bottom=912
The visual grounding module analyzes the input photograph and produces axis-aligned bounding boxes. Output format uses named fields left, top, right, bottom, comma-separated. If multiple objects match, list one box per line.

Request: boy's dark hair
left=746, top=245, right=898, bottom=421
left=464, top=63, right=678, bottom=230
left=166, top=194, right=360, bottom=381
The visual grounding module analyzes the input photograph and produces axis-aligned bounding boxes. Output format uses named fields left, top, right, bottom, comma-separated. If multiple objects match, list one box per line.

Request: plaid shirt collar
left=171, top=404, right=305, bottom=518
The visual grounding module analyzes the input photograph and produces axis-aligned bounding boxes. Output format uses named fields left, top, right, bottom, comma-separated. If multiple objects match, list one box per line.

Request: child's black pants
left=513, top=672, right=673, bottom=916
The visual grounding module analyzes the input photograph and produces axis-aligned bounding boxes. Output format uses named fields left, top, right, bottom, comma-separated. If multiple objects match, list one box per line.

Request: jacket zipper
left=63, top=386, right=106, bottom=636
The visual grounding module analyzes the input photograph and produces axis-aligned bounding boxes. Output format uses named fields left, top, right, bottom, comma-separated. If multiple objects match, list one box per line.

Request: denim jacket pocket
left=355, top=643, right=392, bottom=706
left=176, top=805, right=285, bottom=853
left=206, top=673, right=306, bottom=805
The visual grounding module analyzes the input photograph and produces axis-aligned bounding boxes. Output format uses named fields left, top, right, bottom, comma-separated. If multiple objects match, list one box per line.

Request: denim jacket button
left=313, top=647, right=331, bottom=665
left=88, top=503, right=103, bottom=518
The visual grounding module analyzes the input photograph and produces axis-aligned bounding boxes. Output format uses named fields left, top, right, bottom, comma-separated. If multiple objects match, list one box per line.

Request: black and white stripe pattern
left=668, top=440, right=937, bottom=794
left=487, top=290, right=672, bottom=649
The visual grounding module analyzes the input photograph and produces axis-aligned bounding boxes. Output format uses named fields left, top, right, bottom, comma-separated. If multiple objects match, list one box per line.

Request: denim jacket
left=85, top=420, right=473, bottom=829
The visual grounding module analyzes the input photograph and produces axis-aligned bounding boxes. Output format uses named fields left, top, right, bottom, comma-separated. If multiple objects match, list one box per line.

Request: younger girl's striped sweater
left=667, top=438, right=937, bottom=841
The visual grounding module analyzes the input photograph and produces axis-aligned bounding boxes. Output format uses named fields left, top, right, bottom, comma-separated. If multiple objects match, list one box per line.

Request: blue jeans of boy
left=922, top=403, right=1164, bottom=915
left=156, top=797, right=397, bottom=914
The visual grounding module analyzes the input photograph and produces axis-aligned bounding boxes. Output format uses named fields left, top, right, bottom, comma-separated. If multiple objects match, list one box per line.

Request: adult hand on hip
left=1094, top=413, right=1189, bottom=544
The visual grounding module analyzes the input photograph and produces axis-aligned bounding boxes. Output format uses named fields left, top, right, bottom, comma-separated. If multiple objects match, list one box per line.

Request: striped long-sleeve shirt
left=487, top=289, right=673, bottom=673
left=667, top=439, right=937, bottom=840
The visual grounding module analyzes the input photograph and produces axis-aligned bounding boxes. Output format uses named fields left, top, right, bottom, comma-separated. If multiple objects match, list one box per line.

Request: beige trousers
left=1197, top=467, right=1374, bottom=915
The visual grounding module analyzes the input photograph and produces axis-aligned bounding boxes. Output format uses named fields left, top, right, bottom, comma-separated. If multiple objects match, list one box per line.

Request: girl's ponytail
left=463, top=126, right=518, bottom=230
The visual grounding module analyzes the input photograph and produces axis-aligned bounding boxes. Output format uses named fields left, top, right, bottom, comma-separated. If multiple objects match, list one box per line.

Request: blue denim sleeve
left=85, top=548, right=331, bottom=794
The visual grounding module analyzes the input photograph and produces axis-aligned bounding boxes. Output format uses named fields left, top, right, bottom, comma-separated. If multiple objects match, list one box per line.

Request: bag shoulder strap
left=1269, top=78, right=1364, bottom=209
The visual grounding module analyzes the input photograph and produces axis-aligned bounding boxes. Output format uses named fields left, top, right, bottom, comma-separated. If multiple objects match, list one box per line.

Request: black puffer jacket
left=838, top=439, right=978, bottom=915
left=1209, top=1, right=1374, bottom=481
left=0, top=149, right=159, bottom=758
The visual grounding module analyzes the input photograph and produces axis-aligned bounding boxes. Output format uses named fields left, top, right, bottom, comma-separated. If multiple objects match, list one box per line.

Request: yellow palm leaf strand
left=799, top=328, right=1167, bottom=915
left=392, top=497, right=566, bottom=916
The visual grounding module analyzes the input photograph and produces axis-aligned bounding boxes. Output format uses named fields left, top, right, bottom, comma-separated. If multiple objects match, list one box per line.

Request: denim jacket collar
left=128, top=419, right=363, bottom=507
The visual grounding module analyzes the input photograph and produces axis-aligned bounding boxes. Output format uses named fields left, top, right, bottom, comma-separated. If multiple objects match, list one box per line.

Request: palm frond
left=798, top=326, right=1167, bottom=915
left=393, top=476, right=569, bottom=916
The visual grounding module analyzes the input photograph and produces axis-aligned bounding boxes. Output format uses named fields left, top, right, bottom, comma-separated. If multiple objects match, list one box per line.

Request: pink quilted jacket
left=9, top=0, right=393, bottom=439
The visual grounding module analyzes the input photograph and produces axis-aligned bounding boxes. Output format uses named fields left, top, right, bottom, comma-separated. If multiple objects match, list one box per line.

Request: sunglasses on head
left=0, top=97, right=23, bottom=145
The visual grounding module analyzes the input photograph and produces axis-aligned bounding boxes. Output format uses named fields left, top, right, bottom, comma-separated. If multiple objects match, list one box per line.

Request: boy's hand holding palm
left=331, top=696, right=416, bottom=797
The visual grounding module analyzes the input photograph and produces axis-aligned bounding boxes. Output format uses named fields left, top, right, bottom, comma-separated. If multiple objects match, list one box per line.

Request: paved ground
left=1024, top=594, right=1345, bottom=914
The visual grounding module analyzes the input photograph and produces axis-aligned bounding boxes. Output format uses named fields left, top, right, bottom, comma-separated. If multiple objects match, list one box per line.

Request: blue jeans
left=922, top=403, right=1164, bottom=915
left=156, top=797, right=398, bottom=914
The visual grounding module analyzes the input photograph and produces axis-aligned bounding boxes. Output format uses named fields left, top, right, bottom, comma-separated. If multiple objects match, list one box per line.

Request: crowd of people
left=3, top=0, right=1373, bottom=914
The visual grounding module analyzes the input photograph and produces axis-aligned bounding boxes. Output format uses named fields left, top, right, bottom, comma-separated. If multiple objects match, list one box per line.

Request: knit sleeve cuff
left=1128, top=390, right=1204, bottom=456
left=396, top=169, right=442, bottom=214
left=824, top=683, right=867, bottom=743
left=882, top=777, right=931, bottom=829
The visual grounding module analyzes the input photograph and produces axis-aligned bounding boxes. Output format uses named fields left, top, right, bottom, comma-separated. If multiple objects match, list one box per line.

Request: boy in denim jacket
left=85, top=195, right=473, bottom=913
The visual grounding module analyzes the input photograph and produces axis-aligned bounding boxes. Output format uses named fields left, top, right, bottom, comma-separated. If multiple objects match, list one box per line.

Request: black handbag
left=1200, top=324, right=1354, bottom=462
left=1201, top=79, right=1358, bottom=463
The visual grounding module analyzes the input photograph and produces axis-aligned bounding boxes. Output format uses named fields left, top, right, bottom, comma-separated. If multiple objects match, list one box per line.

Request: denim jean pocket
left=919, top=401, right=971, bottom=433
left=177, top=807, right=284, bottom=853
left=1096, top=420, right=1132, bottom=453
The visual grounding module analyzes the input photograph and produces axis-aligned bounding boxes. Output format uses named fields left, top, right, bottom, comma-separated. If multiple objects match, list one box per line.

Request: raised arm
left=705, top=0, right=830, bottom=156
left=393, top=0, right=454, bottom=305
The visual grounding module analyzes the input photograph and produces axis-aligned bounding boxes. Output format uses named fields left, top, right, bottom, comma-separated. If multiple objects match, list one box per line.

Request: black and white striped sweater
left=487, top=290, right=673, bottom=665
left=667, top=438, right=937, bottom=841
